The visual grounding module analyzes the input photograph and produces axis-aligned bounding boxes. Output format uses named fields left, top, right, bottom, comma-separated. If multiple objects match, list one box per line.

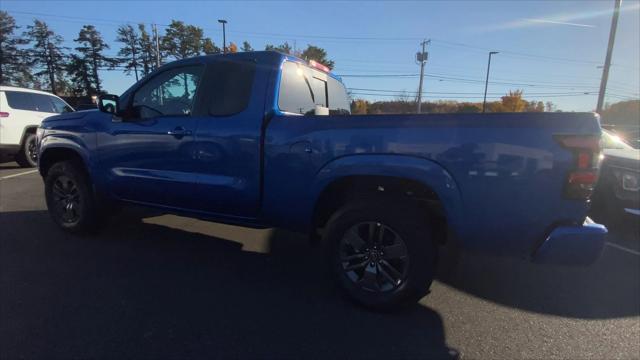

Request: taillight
left=556, top=134, right=601, bottom=200
left=0, top=112, right=9, bottom=117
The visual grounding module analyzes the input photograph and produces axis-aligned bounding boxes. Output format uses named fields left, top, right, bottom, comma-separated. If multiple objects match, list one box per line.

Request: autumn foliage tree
left=500, top=89, right=527, bottom=112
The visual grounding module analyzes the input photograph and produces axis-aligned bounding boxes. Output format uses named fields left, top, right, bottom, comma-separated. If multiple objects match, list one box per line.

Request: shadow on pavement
left=0, top=209, right=457, bottom=359
left=437, top=220, right=640, bottom=319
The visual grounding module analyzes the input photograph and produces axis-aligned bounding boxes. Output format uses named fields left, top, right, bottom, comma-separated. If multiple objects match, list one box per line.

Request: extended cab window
left=133, top=65, right=204, bottom=119
left=207, top=60, right=256, bottom=116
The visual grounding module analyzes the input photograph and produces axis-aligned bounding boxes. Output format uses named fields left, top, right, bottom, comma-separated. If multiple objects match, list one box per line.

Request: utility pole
left=482, top=51, right=499, bottom=113
left=597, top=0, right=622, bottom=113
left=152, top=23, right=161, bottom=69
left=416, top=39, right=430, bottom=114
left=218, top=19, right=227, bottom=54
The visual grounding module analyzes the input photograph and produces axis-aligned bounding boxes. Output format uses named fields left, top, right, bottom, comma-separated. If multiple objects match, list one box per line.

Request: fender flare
left=38, top=133, right=93, bottom=177
left=310, top=154, right=464, bottom=229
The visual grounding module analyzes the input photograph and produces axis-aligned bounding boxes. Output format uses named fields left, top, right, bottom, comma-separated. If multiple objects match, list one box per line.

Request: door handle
left=167, top=127, right=192, bottom=138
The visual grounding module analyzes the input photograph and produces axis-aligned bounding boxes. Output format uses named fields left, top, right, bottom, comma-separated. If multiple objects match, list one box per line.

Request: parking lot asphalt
left=1, top=161, right=639, bottom=359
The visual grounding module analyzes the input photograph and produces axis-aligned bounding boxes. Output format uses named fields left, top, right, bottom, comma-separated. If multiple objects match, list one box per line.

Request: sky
left=2, top=0, right=640, bottom=111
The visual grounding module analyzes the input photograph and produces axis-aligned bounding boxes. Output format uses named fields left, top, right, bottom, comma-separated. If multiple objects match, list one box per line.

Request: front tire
left=45, top=160, right=99, bottom=234
left=324, top=200, right=437, bottom=310
left=15, top=133, right=38, bottom=168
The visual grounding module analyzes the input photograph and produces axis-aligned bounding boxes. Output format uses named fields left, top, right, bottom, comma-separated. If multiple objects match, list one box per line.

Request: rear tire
left=15, top=133, right=37, bottom=168
left=324, top=200, right=437, bottom=310
left=45, top=160, right=99, bottom=234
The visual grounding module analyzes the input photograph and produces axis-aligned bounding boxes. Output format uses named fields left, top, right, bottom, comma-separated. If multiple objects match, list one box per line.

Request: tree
left=600, top=100, right=640, bottom=127
left=241, top=41, right=253, bottom=52
left=74, top=25, right=117, bottom=95
left=201, top=38, right=221, bottom=54
left=67, top=54, right=93, bottom=96
left=228, top=42, right=238, bottom=53
left=116, top=24, right=141, bottom=81
left=265, top=42, right=292, bottom=54
left=457, top=103, right=481, bottom=113
left=545, top=101, right=556, bottom=112
left=300, top=45, right=335, bottom=69
left=525, top=100, right=545, bottom=112
left=500, top=90, right=527, bottom=112
left=137, top=24, right=158, bottom=76
left=161, top=20, right=204, bottom=60
left=351, top=99, right=369, bottom=114
left=0, top=11, right=31, bottom=86
left=24, top=19, right=68, bottom=94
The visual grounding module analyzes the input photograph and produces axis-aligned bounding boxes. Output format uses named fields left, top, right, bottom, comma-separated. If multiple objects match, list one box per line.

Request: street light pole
left=597, top=0, right=622, bottom=113
left=482, top=51, right=499, bottom=113
left=218, top=19, right=227, bottom=54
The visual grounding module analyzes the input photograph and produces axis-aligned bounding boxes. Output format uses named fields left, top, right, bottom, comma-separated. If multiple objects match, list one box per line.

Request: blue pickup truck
left=37, top=51, right=607, bottom=309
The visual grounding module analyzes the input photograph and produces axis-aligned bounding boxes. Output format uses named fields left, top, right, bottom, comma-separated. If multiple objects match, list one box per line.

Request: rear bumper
left=532, top=217, right=607, bottom=266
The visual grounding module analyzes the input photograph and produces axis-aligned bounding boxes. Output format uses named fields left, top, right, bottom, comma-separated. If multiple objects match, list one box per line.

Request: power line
left=8, top=10, right=639, bottom=71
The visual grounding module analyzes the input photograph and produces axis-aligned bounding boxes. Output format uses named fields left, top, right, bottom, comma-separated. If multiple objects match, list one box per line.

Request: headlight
left=622, top=172, right=639, bottom=191
left=36, top=127, right=45, bottom=146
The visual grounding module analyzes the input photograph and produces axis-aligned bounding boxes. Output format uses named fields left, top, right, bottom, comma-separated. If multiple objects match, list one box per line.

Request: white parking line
left=605, top=242, right=640, bottom=256
left=0, top=169, right=38, bottom=180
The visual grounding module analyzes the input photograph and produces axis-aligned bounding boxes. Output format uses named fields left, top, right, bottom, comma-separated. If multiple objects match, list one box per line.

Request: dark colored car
left=592, top=130, right=640, bottom=222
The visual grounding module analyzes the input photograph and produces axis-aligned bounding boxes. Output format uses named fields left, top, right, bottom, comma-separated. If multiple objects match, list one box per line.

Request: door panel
left=191, top=59, right=264, bottom=217
left=98, top=64, right=205, bottom=210
left=98, top=116, right=200, bottom=208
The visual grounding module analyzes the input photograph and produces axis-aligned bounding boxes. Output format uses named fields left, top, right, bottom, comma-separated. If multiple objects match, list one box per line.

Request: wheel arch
left=39, top=145, right=90, bottom=178
left=310, top=154, right=464, bottom=243
left=20, top=126, right=38, bottom=145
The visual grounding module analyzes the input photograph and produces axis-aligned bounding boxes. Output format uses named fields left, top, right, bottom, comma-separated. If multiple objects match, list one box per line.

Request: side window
left=30, top=94, right=57, bottom=113
left=49, top=96, right=74, bottom=113
left=208, top=60, right=256, bottom=116
left=278, top=62, right=315, bottom=115
left=132, top=65, right=204, bottom=119
left=5, top=91, right=36, bottom=111
left=5, top=92, right=64, bottom=113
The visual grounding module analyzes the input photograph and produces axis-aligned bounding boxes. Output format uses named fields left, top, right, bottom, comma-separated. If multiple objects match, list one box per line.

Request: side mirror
left=98, top=94, right=120, bottom=115
left=314, top=105, right=329, bottom=116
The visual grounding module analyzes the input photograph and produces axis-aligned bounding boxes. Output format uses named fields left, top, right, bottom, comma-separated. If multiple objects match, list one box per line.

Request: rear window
left=5, top=91, right=72, bottom=113
left=328, top=77, right=350, bottom=115
left=278, top=61, right=350, bottom=116
left=208, top=60, right=256, bottom=116
left=278, top=62, right=316, bottom=115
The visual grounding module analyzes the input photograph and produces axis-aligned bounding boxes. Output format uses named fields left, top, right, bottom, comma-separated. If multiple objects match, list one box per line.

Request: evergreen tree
left=241, top=41, right=253, bottom=52
left=0, top=11, right=31, bottom=86
left=116, top=24, right=141, bottom=81
left=73, top=25, right=118, bottom=94
left=24, top=19, right=67, bottom=94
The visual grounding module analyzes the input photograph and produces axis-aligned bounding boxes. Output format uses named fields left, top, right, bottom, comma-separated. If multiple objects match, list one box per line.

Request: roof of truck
left=170, top=51, right=342, bottom=81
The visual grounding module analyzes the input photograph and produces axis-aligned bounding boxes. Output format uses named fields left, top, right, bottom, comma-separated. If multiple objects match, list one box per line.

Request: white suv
left=0, top=86, right=74, bottom=167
